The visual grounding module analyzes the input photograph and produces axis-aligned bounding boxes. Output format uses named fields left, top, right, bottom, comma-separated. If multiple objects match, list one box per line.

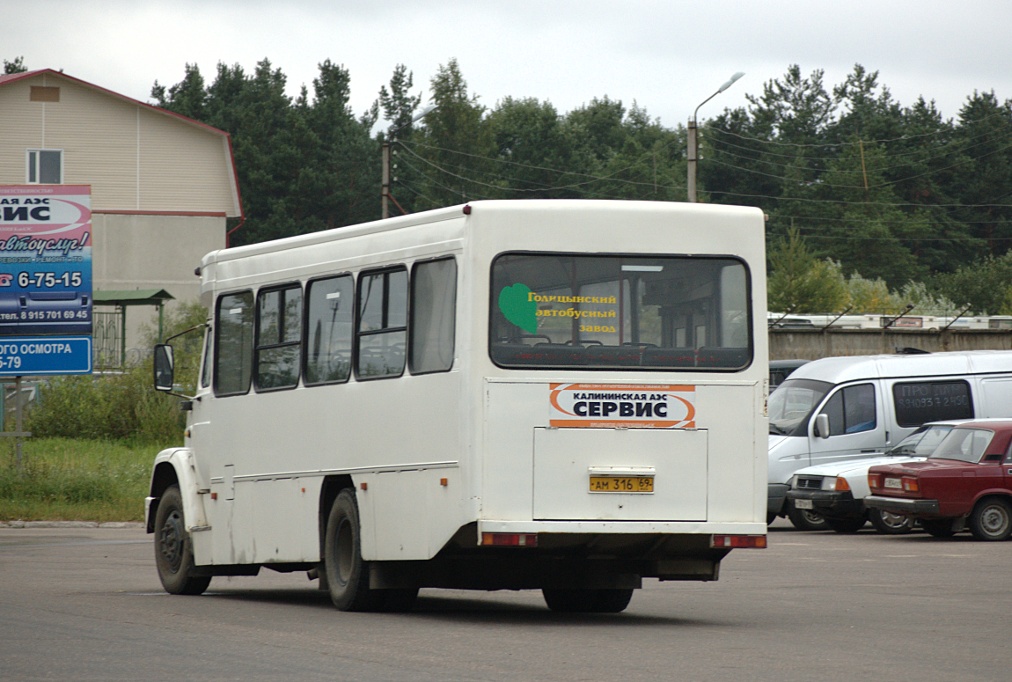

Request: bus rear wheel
left=154, top=485, right=211, bottom=595
left=542, top=588, right=634, bottom=613
left=324, top=489, right=386, bottom=611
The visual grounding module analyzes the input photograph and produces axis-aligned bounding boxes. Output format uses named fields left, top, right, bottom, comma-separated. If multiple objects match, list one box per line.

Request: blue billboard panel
left=0, top=337, right=92, bottom=375
left=0, top=185, right=92, bottom=375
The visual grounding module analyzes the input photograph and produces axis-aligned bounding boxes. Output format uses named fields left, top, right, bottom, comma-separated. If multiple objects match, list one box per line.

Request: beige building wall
left=91, top=213, right=224, bottom=350
left=0, top=71, right=240, bottom=215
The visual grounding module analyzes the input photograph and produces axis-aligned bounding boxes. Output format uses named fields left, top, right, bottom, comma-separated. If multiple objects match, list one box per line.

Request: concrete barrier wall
left=769, top=329, right=1012, bottom=360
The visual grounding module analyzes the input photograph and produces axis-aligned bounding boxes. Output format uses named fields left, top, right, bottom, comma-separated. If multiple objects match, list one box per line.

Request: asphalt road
left=0, top=520, right=1007, bottom=682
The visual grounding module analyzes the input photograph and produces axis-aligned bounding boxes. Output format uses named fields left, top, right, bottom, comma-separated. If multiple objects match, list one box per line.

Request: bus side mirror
left=814, top=413, right=830, bottom=439
left=154, top=344, right=175, bottom=392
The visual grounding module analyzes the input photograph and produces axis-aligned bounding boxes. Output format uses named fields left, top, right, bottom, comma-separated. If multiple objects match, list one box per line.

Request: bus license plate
left=589, top=476, right=654, bottom=493
left=884, top=477, right=903, bottom=489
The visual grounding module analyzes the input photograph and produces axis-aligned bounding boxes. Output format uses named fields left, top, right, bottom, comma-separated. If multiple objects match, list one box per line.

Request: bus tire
left=154, top=485, right=211, bottom=596
left=324, top=489, right=383, bottom=611
left=542, top=588, right=634, bottom=613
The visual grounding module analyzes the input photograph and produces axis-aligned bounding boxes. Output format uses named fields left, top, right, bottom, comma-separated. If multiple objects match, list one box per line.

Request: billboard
left=0, top=185, right=92, bottom=375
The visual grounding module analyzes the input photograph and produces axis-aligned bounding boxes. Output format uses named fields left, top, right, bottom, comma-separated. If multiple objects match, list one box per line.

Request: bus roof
left=201, top=199, right=764, bottom=268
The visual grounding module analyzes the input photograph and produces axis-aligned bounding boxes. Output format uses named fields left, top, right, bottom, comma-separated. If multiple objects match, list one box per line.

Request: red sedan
left=865, top=420, right=1012, bottom=540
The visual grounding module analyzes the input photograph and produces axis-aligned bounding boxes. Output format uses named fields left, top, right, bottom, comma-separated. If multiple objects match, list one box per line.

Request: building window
left=27, top=149, right=62, bottom=184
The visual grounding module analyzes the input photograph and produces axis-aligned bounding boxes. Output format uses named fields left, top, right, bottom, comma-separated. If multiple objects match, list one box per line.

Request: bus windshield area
left=768, top=378, right=832, bottom=435
left=490, top=253, right=752, bottom=370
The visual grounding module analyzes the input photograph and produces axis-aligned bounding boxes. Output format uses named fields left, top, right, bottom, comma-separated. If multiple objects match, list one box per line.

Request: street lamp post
left=687, top=72, right=744, bottom=203
left=382, top=104, right=437, bottom=219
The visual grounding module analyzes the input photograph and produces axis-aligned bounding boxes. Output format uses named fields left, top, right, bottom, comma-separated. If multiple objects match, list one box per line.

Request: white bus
left=148, top=199, right=768, bottom=613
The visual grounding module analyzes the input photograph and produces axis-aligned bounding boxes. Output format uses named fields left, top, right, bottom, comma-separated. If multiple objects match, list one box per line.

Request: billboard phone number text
left=5, top=271, right=85, bottom=289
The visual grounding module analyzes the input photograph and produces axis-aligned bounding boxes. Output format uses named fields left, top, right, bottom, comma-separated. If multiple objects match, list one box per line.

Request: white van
left=767, top=351, right=1012, bottom=529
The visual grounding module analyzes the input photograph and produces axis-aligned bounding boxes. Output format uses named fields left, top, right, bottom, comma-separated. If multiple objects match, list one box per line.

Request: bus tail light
left=481, top=533, right=538, bottom=547
left=711, top=534, right=766, bottom=549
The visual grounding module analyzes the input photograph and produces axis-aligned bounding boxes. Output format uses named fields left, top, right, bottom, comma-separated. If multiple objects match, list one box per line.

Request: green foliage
left=767, top=226, right=848, bottom=312
left=843, top=274, right=898, bottom=313
left=4, top=56, right=26, bottom=74
left=934, top=250, right=1012, bottom=314
left=0, top=438, right=152, bottom=522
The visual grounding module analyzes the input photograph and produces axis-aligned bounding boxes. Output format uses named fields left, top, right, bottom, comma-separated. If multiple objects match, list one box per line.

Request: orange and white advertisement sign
left=549, top=383, right=696, bottom=429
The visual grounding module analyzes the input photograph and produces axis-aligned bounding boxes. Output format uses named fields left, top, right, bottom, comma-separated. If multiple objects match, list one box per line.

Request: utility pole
left=688, top=72, right=744, bottom=202
left=381, top=105, right=437, bottom=219
left=381, top=140, right=392, bottom=219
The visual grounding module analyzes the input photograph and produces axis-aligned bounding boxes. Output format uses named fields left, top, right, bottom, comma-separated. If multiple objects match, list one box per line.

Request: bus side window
left=410, top=258, right=457, bottom=374
left=200, top=325, right=212, bottom=389
left=214, top=291, right=254, bottom=396
left=356, top=267, right=407, bottom=379
left=255, top=284, right=302, bottom=391
left=305, top=275, right=354, bottom=385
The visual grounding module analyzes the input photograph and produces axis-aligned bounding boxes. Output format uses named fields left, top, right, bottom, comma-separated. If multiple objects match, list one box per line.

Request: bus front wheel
left=324, top=490, right=385, bottom=611
left=154, top=485, right=211, bottom=596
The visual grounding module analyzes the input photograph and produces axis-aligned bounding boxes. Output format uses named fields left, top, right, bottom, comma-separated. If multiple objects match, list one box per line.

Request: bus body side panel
left=185, top=214, right=473, bottom=567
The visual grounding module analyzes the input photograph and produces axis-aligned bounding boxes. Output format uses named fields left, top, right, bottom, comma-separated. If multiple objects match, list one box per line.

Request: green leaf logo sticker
left=498, top=283, right=538, bottom=333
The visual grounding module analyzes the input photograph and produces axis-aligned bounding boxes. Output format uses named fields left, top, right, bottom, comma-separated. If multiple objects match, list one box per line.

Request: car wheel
left=825, top=516, right=867, bottom=533
left=868, top=508, right=914, bottom=535
left=968, top=498, right=1012, bottom=541
left=921, top=518, right=958, bottom=538
left=786, top=503, right=829, bottom=531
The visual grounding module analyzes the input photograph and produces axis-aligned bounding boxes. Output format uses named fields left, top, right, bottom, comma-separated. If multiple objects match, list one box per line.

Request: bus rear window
left=490, top=253, right=751, bottom=370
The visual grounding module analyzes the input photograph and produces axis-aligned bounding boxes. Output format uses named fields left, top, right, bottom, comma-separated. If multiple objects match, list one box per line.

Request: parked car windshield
left=928, top=427, right=994, bottom=463
left=886, top=424, right=956, bottom=456
left=768, top=378, right=832, bottom=436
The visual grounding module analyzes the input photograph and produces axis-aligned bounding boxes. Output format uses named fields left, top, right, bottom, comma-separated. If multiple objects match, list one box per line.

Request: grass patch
left=0, top=437, right=159, bottom=522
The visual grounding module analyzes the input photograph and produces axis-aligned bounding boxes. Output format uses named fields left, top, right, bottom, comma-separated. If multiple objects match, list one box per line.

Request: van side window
left=892, top=380, right=974, bottom=427
left=820, top=383, right=876, bottom=435
left=214, top=291, right=254, bottom=396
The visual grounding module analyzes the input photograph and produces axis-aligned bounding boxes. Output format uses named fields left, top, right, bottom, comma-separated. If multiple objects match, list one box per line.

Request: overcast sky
left=9, top=1, right=1012, bottom=129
